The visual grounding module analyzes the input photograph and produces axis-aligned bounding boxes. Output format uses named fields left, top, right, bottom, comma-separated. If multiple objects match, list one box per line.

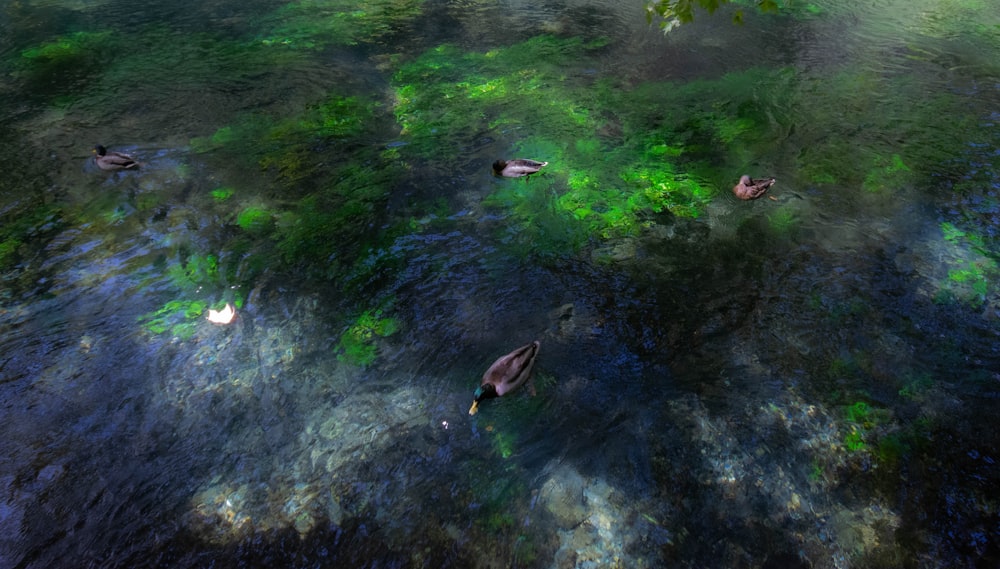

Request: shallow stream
left=1, top=0, right=999, bottom=567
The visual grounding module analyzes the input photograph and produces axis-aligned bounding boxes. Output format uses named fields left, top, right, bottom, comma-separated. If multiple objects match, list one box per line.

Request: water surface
left=1, top=0, right=999, bottom=567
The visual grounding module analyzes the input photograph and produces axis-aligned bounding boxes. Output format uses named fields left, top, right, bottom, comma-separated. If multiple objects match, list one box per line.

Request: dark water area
left=2, top=0, right=1000, bottom=567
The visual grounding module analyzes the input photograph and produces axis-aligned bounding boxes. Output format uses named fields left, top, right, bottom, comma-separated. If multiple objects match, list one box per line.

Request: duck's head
left=492, top=160, right=507, bottom=174
left=738, top=175, right=751, bottom=185
left=93, top=145, right=108, bottom=156
left=468, top=383, right=498, bottom=415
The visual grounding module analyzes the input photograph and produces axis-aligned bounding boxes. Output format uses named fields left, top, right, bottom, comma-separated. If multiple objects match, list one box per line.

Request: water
left=1, top=0, right=999, bottom=567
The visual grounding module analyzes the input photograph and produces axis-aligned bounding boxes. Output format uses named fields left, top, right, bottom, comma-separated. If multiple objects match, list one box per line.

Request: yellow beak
left=468, top=401, right=479, bottom=415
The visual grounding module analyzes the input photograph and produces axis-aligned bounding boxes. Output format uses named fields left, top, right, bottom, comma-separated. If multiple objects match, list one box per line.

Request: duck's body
left=93, top=145, right=139, bottom=171
left=732, top=175, right=775, bottom=200
left=469, top=341, right=540, bottom=415
left=493, top=159, right=548, bottom=180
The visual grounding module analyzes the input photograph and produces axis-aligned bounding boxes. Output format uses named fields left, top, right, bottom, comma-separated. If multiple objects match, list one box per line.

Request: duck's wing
left=511, top=159, right=547, bottom=168
left=102, top=153, right=139, bottom=169
left=747, top=177, right=775, bottom=198
left=482, top=341, right=540, bottom=396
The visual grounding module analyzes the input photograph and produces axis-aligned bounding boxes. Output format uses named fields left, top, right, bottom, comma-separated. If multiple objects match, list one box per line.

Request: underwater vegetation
left=191, top=93, right=381, bottom=183
left=258, top=0, right=425, bottom=50
left=336, top=307, right=399, bottom=367
left=12, top=30, right=115, bottom=90
left=392, top=36, right=743, bottom=253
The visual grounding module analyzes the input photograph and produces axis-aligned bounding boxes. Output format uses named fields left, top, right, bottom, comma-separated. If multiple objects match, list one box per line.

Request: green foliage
left=491, top=429, right=516, bottom=459
left=16, top=31, right=115, bottom=84
left=236, top=207, right=274, bottom=235
left=876, top=433, right=909, bottom=466
left=0, top=204, right=64, bottom=270
left=766, top=206, right=798, bottom=236
left=138, top=299, right=208, bottom=339
left=862, top=154, right=911, bottom=193
left=0, top=238, right=19, bottom=269
left=192, top=94, right=379, bottom=182
left=844, top=428, right=867, bottom=452
left=211, top=187, right=235, bottom=201
left=259, top=0, right=425, bottom=50
left=393, top=36, right=607, bottom=164
left=167, top=253, right=220, bottom=291
left=273, top=158, right=402, bottom=276
left=395, top=37, right=751, bottom=254
left=808, top=459, right=823, bottom=482
left=336, top=308, right=399, bottom=367
left=844, top=401, right=872, bottom=426
left=935, top=222, right=999, bottom=307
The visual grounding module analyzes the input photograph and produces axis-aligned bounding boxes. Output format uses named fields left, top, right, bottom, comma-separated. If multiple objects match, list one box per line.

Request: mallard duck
left=92, top=145, right=139, bottom=171
left=493, top=159, right=548, bottom=180
left=469, top=341, right=540, bottom=415
left=732, top=175, right=775, bottom=200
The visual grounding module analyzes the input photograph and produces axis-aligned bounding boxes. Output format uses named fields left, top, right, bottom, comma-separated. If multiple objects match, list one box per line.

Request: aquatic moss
left=898, top=373, right=934, bottom=400
left=167, top=253, right=220, bottom=291
left=392, top=37, right=607, bottom=164
left=844, top=401, right=872, bottom=426
left=862, top=154, right=912, bottom=193
left=336, top=308, right=399, bottom=367
left=192, top=94, right=380, bottom=183
left=16, top=31, right=116, bottom=85
left=259, top=0, right=425, bottom=50
left=0, top=238, right=20, bottom=269
left=0, top=203, right=65, bottom=269
left=935, top=222, right=999, bottom=306
left=394, top=38, right=781, bottom=253
left=211, top=187, right=235, bottom=201
left=138, top=299, right=208, bottom=339
left=236, top=207, right=274, bottom=235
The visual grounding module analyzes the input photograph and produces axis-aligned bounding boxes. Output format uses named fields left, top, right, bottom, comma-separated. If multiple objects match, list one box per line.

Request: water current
left=1, top=0, right=999, bottom=567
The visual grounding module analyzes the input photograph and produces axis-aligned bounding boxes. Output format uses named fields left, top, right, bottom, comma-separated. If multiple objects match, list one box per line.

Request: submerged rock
left=539, top=466, right=588, bottom=529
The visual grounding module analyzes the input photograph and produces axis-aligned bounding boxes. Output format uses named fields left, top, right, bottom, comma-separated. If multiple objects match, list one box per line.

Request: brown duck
left=93, top=145, right=140, bottom=171
left=469, top=341, right=540, bottom=415
left=732, top=175, right=775, bottom=200
left=493, top=159, right=548, bottom=180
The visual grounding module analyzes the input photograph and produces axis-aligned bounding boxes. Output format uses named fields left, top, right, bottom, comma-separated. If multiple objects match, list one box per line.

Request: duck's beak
left=468, top=401, right=479, bottom=416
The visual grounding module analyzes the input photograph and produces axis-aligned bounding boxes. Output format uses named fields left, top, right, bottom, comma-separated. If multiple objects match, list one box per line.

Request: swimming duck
left=732, top=175, right=775, bottom=200
left=469, top=341, right=540, bottom=415
left=93, top=145, right=140, bottom=171
left=493, top=159, right=548, bottom=180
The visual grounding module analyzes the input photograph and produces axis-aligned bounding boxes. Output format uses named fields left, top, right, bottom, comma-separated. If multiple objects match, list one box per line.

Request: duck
left=732, top=175, right=775, bottom=200
left=469, top=341, right=540, bottom=415
left=92, top=145, right=140, bottom=171
left=493, top=159, right=548, bottom=180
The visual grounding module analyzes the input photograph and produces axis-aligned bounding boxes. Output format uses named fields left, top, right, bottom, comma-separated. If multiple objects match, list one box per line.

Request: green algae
left=0, top=238, right=19, bottom=269
left=211, top=187, right=235, bottom=201
left=236, top=207, right=274, bottom=235
left=259, top=0, right=425, bottom=50
left=192, top=94, right=379, bottom=182
left=15, top=31, right=116, bottom=88
left=862, top=154, right=911, bottom=193
left=935, top=223, right=999, bottom=307
left=392, top=36, right=745, bottom=253
left=138, top=299, right=208, bottom=339
left=336, top=308, right=399, bottom=367
left=0, top=204, right=65, bottom=271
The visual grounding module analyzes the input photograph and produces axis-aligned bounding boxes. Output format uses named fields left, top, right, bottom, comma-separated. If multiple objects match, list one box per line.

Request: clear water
left=1, top=0, right=999, bottom=567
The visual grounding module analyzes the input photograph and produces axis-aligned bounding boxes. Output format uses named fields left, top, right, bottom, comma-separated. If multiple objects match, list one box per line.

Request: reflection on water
left=2, top=0, right=1000, bottom=567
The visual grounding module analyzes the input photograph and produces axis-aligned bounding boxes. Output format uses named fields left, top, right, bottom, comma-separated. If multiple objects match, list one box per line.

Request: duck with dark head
left=469, top=341, right=540, bottom=415
left=92, top=145, right=140, bottom=171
